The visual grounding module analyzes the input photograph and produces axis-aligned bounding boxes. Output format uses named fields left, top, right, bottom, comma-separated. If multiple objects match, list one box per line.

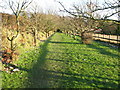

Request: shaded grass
left=2, top=33, right=119, bottom=88
left=2, top=46, right=40, bottom=88
left=27, top=34, right=55, bottom=88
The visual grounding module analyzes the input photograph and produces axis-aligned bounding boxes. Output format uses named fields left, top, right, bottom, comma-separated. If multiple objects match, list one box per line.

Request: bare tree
left=92, top=0, right=119, bottom=22
left=41, top=13, right=57, bottom=38
left=4, top=0, right=32, bottom=60
left=58, top=0, right=119, bottom=44
left=59, top=0, right=119, bottom=23
left=27, top=4, right=45, bottom=46
left=58, top=1, right=100, bottom=44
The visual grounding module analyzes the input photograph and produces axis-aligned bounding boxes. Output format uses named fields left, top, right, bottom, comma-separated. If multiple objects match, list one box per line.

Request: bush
left=81, top=31, right=93, bottom=44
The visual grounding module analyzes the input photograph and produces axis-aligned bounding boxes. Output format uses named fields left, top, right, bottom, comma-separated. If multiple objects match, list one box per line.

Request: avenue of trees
left=58, top=0, right=119, bottom=44
left=1, top=0, right=59, bottom=63
left=0, top=0, right=119, bottom=63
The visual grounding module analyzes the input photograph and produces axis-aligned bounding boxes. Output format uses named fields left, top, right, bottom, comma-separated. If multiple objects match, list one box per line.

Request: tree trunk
left=73, top=33, right=76, bottom=40
left=81, top=31, right=93, bottom=44
left=33, top=31, right=36, bottom=46
left=46, top=33, right=48, bottom=38
left=48, top=32, right=50, bottom=37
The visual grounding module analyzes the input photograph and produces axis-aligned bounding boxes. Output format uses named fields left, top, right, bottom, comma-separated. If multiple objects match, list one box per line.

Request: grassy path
left=2, top=33, right=119, bottom=88
left=28, top=33, right=119, bottom=88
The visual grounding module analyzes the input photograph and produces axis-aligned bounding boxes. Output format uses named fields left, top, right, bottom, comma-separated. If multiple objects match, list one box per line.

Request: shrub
left=81, top=31, right=93, bottom=44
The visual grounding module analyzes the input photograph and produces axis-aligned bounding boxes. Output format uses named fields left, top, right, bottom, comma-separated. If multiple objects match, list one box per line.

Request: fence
left=93, top=34, right=120, bottom=45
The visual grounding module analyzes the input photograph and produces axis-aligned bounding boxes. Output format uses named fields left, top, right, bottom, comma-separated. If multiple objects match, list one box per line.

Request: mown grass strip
left=2, top=33, right=119, bottom=88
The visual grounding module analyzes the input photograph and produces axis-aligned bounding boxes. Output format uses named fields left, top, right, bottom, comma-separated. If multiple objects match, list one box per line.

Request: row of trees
left=1, top=0, right=60, bottom=63
left=57, top=0, right=119, bottom=44
left=1, top=0, right=119, bottom=63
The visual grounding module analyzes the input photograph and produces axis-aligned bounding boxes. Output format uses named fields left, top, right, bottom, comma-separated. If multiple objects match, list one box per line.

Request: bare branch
left=104, top=11, right=120, bottom=19
left=58, top=0, right=120, bottom=24
left=92, top=5, right=120, bottom=12
left=58, top=1, right=78, bottom=17
left=8, top=0, right=16, bottom=15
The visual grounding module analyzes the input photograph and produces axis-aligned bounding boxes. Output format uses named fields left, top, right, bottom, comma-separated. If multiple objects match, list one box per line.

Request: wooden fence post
left=117, top=24, right=120, bottom=48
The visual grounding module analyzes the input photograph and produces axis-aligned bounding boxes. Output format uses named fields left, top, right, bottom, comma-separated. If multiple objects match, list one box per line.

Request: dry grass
left=1, top=28, right=54, bottom=64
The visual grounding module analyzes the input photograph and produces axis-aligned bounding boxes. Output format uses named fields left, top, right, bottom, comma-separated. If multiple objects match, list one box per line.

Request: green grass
left=2, top=33, right=119, bottom=88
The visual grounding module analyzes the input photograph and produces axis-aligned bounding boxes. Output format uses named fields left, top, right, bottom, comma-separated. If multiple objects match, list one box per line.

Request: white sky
left=0, top=0, right=118, bottom=20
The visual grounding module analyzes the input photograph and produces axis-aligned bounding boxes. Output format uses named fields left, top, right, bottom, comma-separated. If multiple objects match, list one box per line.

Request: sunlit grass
left=2, top=33, right=119, bottom=88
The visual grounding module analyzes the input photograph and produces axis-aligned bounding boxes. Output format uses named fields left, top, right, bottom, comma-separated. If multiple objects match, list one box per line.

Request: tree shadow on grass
left=40, top=69, right=119, bottom=88
left=49, top=41, right=80, bottom=44
left=86, top=43, right=120, bottom=59
left=25, top=33, right=119, bottom=88
left=47, top=51, right=70, bottom=55
left=46, top=58, right=118, bottom=67
left=27, top=34, right=55, bottom=88
left=46, top=57, right=119, bottom=88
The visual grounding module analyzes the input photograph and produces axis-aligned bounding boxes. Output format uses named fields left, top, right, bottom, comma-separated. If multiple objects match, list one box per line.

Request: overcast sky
left=0, top=0, right=81, bottom=15
left=0, top=0, right=118, bottom=20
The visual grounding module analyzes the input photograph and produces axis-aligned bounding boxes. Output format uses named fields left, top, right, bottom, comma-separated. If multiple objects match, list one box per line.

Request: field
left=2, top=33, right=119, bottom=88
